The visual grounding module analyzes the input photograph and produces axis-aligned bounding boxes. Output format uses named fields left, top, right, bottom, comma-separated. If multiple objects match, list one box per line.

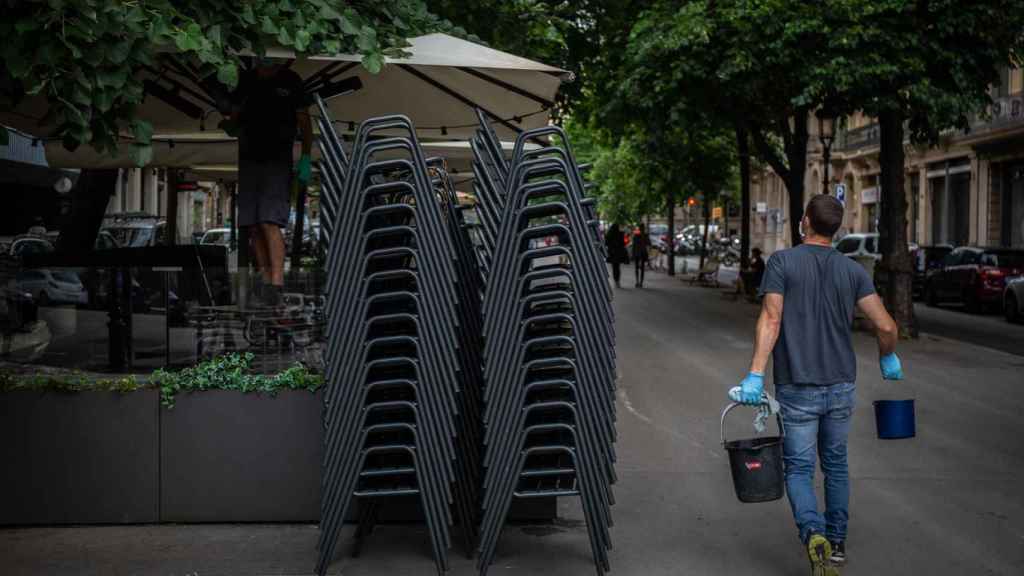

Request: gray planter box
left=0, top=389, right=160, bottom=525
left=159, top=389, right=323, bottom=522
left=1, top=387, right=554, bottom=525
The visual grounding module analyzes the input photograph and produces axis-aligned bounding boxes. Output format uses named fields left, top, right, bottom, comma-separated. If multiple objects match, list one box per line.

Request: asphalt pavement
left=914, top=301, right=1024, bottom=358
left=2, top=267, right=1023, bottom=575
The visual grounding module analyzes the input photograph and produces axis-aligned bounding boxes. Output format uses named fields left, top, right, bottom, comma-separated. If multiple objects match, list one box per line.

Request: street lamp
left=817, top=108, right=836, bottom=194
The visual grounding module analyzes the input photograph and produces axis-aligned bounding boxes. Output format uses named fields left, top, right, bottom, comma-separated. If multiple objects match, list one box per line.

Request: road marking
left=617, top=387, right=720, bottom=459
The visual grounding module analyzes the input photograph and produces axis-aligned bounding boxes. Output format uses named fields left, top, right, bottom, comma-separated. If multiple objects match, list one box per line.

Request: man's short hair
left=805, top=194, right=844, bottom=238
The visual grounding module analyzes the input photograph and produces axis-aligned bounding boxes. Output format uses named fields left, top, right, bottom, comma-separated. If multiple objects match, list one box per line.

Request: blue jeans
left=776, top=382, right=856, bottom=544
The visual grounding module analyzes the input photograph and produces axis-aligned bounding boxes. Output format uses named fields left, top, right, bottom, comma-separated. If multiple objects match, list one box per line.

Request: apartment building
left=750, top=67, right=1024, bottom=254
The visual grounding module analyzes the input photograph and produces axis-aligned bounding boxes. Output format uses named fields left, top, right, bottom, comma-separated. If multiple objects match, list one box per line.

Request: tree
left=0, top=0, right=459, bottom=158
left=586, top=135, right=663, bottom=225
left=613, top=1, right=843, bottom=248
left=812, top=1, right=1024, bottom=337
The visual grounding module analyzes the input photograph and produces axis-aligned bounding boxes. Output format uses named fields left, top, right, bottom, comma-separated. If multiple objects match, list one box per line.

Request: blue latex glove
left=296, top=153, right=312, bottom=185
left=728, top=372, right=765, bottom=405
left=880, top=352, right=904, bottom=380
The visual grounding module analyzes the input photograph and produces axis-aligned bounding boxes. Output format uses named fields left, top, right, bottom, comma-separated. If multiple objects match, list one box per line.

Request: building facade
left=750, top=67, right=1024, bottom=255
left=106, top=167, right=233, bottom=243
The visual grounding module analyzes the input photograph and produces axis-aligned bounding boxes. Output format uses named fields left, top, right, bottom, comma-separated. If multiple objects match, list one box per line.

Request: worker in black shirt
left=231, top=57, right=313, bottom=306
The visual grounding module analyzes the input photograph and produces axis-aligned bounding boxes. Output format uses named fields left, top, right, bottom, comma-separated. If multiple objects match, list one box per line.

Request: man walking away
left=604, top=223, right=628, bottom=288
left=631, top=223, right=650, bottom=288
left=729, top=195, right=903, bottom=575
left=233, top=57, right=313, bottom=307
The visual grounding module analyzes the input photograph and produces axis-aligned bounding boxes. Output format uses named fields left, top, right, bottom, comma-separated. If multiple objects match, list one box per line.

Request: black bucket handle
left=720, top=402, right=786, bottom=446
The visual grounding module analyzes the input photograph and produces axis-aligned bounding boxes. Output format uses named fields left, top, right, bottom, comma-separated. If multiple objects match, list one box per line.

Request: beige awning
left=5, top=33, right=568, bottom=166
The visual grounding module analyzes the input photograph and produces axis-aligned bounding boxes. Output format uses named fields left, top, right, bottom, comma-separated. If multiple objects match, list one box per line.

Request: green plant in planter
left=0, top=371, right=139, bottom=394
left=152, top=352, right=323, bottom=408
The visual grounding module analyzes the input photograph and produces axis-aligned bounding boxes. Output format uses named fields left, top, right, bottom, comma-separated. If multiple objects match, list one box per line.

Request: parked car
left=15, top=269, right=87, bottom=306
left=925, top=247, right=1024, bottom=313
left=835, top=233, right=879, bottom=260
left=1004, top=275, right=1024, bottom=323
left=200, top=228, right=233, bottom=249
left=101, top=213, right=166, bottom=248
left=912, top=244, right=955, bottom=299
left=8, top=235, right=55, bottom=260
left=93, top=229, right=121, bottom=251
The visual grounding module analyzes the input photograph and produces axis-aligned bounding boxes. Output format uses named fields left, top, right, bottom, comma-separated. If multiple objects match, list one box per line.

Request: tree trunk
left=165, top=169, right=179, bottom=246
left=786, top=112, right=809, bottom=247
left=57, top=169, right=117, bottom=254
left=699, top=199, right=711, bottom=271
left=877, top=109, right=917, bottom=338
left=666, top=192, right=676, bottom=276
left=737, top=126, right=751, bottom=270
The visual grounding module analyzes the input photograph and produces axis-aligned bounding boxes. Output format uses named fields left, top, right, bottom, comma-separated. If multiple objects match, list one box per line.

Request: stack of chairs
left=314, top=95, right=480, bottom=576
left=474, top=118, right=618, bottom=576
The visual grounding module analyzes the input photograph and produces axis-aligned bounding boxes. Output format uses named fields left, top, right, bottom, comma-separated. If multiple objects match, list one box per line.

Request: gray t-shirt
left=759, top=244, right=875, bottom=386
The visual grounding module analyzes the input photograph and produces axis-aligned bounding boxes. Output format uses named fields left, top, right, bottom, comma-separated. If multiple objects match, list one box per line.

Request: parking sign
left=835, top=183, right=847, bottom=205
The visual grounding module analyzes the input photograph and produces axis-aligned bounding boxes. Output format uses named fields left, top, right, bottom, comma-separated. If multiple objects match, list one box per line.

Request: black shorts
left=238, top=162, right=291, bottom=227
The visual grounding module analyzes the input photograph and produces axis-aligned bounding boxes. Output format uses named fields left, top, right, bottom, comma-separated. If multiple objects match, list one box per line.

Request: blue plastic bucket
left=873, top=399, right=915, bottom=439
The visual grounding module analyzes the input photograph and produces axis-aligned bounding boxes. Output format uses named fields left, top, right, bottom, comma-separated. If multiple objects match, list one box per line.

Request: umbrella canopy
left=5, top=33, right=568, bottom=154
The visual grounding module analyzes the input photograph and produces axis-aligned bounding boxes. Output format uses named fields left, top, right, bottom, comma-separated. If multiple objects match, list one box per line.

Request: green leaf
left=207, top=24, right=222, bottom=45
left=362, top=52, right=384, bottom=74
left=132, top=120, right=153, bottom=144
left=294, top=29, right=311, bottom=52
left=97, top=68, right=129, bottom=89
left=216, top=62, right=238, bottom=87
left=338, top=13, right=360, bottom=36
left=241, top=5, right=256, bottom=25
left=277, top=27, right=293, bottom=46
left=357, top=26, right=378, bottom=52
left=94, top=90, right=114, bottom=112
left=129, top=144, right=153, bottom=167
left=319, top=4, right=342, bottom=21
left=108, top=40, right=133, bottom=64
left=261, top=16, right=279, bottom=35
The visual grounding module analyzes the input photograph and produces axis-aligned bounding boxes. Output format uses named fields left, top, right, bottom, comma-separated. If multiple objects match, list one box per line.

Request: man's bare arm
left=749, top=293, right=784, bottom=374
left=857, top=293, right=898, bottom=356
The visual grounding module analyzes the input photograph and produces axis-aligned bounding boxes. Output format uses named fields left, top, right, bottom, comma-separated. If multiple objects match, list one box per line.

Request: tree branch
left=749, top=125, right=790, bottom=181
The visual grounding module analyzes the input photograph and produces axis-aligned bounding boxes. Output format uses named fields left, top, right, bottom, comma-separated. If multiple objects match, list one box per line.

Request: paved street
left=915, top=302, right=1024, bottom=358
left=3, top=268, right=1024, bottom=575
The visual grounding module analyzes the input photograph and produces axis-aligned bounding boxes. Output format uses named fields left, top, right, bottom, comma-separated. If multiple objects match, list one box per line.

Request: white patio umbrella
left=5, top=32, right=568, bottom=162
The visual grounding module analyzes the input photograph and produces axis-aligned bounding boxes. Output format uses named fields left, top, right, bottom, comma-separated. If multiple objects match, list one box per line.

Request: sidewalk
left=3, top=267, right=1023, bottom=575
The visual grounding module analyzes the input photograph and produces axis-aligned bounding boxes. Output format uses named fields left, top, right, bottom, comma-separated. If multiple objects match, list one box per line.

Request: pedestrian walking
left=631, top=224, right=650, bottom=288
left=230, top=57, right=313, bottom=307
left=604, top=223, right=628, bottom=288
left=729, top=195, right=904, bottom=575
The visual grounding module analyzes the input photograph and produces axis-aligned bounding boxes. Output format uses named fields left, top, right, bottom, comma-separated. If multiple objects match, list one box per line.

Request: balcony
left=835, top=91, right=1024, bottom=154
left=837, top=123, right=880, bottom=152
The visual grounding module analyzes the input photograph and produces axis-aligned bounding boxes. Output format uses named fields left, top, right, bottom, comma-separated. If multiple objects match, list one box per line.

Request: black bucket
left=721, top=403, right=785, bottom=503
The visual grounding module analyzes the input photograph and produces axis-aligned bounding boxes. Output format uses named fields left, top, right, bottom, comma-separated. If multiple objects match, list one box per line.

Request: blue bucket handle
left=721, top=402, right=785, bottom=446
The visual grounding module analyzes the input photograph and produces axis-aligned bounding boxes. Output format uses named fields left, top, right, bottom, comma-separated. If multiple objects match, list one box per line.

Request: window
left=836, top=237, right=861, bottom=254
left=983, top=251, right=1024, bottom=268
left=960, top=250, right=981, bottom=266
left=52, top=271, right=80, bottom=284
left=864, top=236, right=877, bottom=254
left=13, top=240, right=53, bottom=257
left=943, top=251, right=962, bottom=267
left=203, top=231, right=226, bottom=245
